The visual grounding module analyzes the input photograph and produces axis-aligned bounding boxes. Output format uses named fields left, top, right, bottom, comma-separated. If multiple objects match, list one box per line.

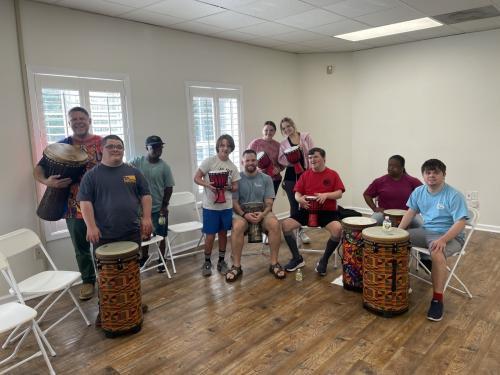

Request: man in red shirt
left=281, top=147, right=345, bottom=275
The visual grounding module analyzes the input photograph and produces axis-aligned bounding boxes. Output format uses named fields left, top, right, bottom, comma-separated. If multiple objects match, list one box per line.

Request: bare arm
left=194, top=169, right=216, bottom=192
left=34, top=165, right=72, bottom=188
left=141, top=195, right=153, bottom=238
left=80, top=201, right=100, bottom=243
left=316, top=189, right=343, bottom=205
left=364, top=194, right=383, bottom=212
left=160, top=186, right=173, bottom=215
left=398, top=208, right=417, bottom=230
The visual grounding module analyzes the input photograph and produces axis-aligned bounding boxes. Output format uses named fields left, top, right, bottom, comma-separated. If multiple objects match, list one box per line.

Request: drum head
left=384, top=209, right=407, bottom=217
left=362, top=226, right=409, bottom=243
left=342, top=216, right=377, bottom=229
left=256, top=151, right=266, bottom=159
left=95, top=241, right=139, bottom=259
left=43, top=143, right=88, bottom=164
left=304, top=195, right=317, bottom=201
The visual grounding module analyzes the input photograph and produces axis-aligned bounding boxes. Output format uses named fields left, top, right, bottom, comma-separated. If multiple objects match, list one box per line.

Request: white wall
left=299, top=30, right=500, bottom=229
left=0, top=0, right=45, bottom=296
left=350, top=30, right=500, bottom=228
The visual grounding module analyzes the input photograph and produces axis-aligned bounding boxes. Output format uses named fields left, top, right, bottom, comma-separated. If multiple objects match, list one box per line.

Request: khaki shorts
left=407, top=227, right=464, bottom=257
left=233, top=212, right=278, bottom=233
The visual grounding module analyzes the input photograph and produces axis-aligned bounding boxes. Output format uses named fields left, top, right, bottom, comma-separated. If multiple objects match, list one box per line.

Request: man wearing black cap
left=130, top=135, right=175, bottom=271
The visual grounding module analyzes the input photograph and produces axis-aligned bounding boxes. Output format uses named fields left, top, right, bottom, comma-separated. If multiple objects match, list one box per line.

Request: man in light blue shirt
left=399, top=159, right=468, bottom=322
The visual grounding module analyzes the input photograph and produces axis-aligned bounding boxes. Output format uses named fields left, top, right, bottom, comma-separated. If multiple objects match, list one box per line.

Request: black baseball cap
left=145, top=135, right=165, bottom=146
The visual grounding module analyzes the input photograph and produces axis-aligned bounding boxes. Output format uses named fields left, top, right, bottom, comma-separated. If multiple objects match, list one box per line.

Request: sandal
left=269, top=263, right=286, bottom=279
left=225, top=265, right=243, bottom=283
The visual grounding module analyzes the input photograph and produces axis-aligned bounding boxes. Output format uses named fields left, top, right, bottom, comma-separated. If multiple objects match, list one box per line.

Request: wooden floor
left=2, top=230, right=500, bottom=375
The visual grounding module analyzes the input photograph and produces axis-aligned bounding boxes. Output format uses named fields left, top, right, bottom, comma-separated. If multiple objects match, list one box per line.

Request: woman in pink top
left=278, top=117, right=314, bottom=223
left=247, top=121, right=284, bottom=194
left=364, top=155, right=422, bottom=225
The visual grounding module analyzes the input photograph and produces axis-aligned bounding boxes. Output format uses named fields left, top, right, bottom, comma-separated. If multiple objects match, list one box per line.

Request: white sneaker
left=299, top=230, right=311, bottom=244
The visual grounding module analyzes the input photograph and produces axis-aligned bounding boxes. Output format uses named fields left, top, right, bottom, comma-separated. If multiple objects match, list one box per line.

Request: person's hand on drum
left=45, top=174, right=72, bottom=188
left=206, top=181, right=217, bottom=193
left=86, top=224, right=101, bottom=244
left=272, top=166, right=281, bottom=176
left=245, top=212, right=262, bottom=225
left=315, top=193, right=329, bottom=205
left=141, top=216, right=153, bottom=239
left=298, top=196, right=310, bottom=209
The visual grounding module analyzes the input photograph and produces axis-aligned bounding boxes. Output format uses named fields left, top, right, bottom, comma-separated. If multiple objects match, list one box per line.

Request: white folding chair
left=0, top=228, right=90, bottom=349
left=140, top=235, right=172, bottom=278
left=165, top=192, right=205, bottom=273
left=410, top=207, right=479, bottom=298
left=0, top=253, right=56, bottom=375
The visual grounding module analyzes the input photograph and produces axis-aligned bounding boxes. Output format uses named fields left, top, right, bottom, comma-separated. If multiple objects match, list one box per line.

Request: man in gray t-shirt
left=226, top=150, right=286, bottom=282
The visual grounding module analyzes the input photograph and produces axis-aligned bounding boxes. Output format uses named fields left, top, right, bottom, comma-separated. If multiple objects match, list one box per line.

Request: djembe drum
left=36, top=143, right=88, bottom=221
left=241, top=202, right=264, bottom=243
left=284, top=146, right=304, bottom=174
left=340, top=217, right=377, bottom=292
left=383, top=209, right=407, bottom=227
left=256, top=151, right=274, bottom=176
left=95, top=241, right=143, bottom=338
left=362, top=226, right=411, bottom=317
left=208, top=170, right=229, bottom=203
left=304, top=195, right=322, bottom=227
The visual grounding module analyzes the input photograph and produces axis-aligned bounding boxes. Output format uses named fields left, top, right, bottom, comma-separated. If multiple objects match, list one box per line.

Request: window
left=28, top=70, right=133, bottom=241
left=186, top=83, right=243, bottom=194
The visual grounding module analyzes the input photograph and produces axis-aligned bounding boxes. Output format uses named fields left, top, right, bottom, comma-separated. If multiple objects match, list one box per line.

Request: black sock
left=218, top=251, right=226, bottom=262
left=321, top=238, right=339, bottom=264
left=205, top=254, right=211, bottom=262
left=284, top=233, right=301, bottom=260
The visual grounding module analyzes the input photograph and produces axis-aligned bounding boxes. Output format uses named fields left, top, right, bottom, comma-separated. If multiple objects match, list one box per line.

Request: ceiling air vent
left=433, top=5, right=500, bottom=25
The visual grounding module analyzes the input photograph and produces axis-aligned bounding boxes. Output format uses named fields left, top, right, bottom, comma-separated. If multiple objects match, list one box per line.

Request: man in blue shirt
left=399, top=159, right=468, bottom=322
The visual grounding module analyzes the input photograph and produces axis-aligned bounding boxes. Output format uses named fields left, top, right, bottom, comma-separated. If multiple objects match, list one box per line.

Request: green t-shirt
left=130, top=156, right=175, bottom=213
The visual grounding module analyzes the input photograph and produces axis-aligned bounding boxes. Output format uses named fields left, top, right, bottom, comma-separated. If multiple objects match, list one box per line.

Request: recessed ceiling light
left=335, top=17, right=442, bottom=41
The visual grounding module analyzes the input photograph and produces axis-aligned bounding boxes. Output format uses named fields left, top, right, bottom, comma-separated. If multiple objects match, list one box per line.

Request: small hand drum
left=304, top=195, right=322, bottom=227
left=284, top=146, right=304, bottom=174
left=208, top=170, right=229, bottom=204
left=257, top=151, right=274, bottom=176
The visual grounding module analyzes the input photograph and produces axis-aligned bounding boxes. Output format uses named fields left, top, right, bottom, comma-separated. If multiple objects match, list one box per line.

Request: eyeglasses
left=104, top=144, right=124, bottom=150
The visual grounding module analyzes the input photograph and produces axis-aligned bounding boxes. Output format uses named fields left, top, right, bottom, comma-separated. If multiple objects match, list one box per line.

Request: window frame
left=27, top=66, right=135, bottom=241
left=185, top=81, right=244, bottom=197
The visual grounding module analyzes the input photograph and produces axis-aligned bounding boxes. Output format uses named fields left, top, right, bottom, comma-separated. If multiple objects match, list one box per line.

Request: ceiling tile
left=235, top=22, right=297, bottom=36
left=248, top=37, right=291, bottom=47
left=300, top=0, right=344, bottom=6
left=276, top=8, right=345, bottom=29
left=104, top=0, right=159, bottom=7
left=324, top=0, right=400, bottom=18
left=310, top=18, right=368, bottom=35
left=452, top=15, right=500, bottom=32
left=400, top=0, right=493, bottom=16
left=121, top=9, right=185, bottom=26
left=274, top=42, right=317, bottom=53
left=214, top=30, right=260, bottom=42
left=273, top=29, right=324, bottom=42
left=171, top=20, right=226, bottom=35
left=197, top=10, right=265, bottom=28
left=58, top=0, right=134, bottom=16
left=391, top=24, right=461, bottom=42
left=144, top=0, right=224, bottom=19
left=233, top=0, right=314, bottom=21
left=355, top=4, right=426, bottom=26
left=194, top=0, right=255, bottom=9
